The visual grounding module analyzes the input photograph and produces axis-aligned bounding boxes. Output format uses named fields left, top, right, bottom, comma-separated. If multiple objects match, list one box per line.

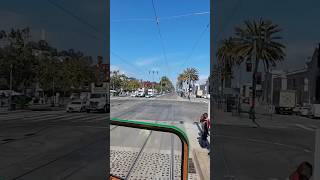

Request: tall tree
left=216, top=37, right=243, bottom=89
left=160, top=76, right=174, bottom=92
left=233, top=18, right=285, bottom=126
left=0, top=28, right=38, bottom=92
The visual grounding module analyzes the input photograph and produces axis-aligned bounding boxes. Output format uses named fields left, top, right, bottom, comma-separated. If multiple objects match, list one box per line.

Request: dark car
left=11, top=95, right=32, bottom=109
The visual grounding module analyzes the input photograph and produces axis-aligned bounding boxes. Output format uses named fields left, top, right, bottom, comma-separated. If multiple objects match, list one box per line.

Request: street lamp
left=149, top=70, right=158, bottom=91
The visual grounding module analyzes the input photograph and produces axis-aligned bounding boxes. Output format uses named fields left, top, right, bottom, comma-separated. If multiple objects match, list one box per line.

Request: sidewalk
left=27, top=104, right=65, bottom=111
left=212, top=103, right=301, bottom=129
left=176, top=95, right=209, bottom=104
left=184, top=122, right=210, bottom=180
left=0, top=107, right=29, bottom=114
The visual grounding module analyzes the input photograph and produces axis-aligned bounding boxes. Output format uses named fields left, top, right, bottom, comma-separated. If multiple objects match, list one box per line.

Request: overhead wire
left=151, top=0, right=170, bottom=74
left=214, top=0, right=242, bottom=43
left=46, top=0, right=103, bottom=36
left=46, top=0, right=148, bottom=76
left=179, top=23, right=209, bottom=69
left=110, top=51, right=150, bottom=75
left=111, top=11, right=210, bottom=22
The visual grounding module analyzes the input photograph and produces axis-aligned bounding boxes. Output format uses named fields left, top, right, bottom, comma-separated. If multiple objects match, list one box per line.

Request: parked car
left=145, top=94, right=151, bottom=98
left=66, top=99, right=86, bottom=112
left=292, top=105, right=302, bottom=115
left=300, top=105, right=312, bottom=117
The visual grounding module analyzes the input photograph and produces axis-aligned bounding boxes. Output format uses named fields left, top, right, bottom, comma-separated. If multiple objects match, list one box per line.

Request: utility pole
left=8, top=64, right=13, bottom=111
left=314, top=129, right=320, bottom=180
left=160, top=77, right=162, bottom=94
left=149, top=70, right=158, bottom=93
left=52, top=76, right=55, bottom=107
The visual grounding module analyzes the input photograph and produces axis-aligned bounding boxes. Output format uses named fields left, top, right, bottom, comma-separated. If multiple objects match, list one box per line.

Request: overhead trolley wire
left=179, top=23, right=210, bottom=69
left=46, top=0, right=147, bottom=74
left=151, top=0, right=170, bottom=74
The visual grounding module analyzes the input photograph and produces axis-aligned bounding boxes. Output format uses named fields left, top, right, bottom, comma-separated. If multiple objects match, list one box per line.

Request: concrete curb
left=192, top=148, right=210, bottom=180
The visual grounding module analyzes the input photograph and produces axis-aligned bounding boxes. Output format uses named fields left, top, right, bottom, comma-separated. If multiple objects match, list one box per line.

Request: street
left=212, top=103, right=319, bottom=180
left=110, top=93, right=209, bottom=180
left=0, top=109, right=108, bottom=180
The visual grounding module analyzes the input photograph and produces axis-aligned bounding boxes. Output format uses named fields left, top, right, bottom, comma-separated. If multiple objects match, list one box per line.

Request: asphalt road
left=2, top=93, right=314, bottom=180
left=110, top=93, right=208, bottom=179
left=212, top=104, right=318, bottom=180
left=0, top=109, right=109, bottom=180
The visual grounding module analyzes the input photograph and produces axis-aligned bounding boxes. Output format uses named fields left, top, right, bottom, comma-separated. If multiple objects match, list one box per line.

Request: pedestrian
left=199, top=113, right=208, bottom=132
left=289, top=161, right=313, bottom=180
left=201, top=117, right=209, bottom=148
left=199, top=113, right=209, bottom=148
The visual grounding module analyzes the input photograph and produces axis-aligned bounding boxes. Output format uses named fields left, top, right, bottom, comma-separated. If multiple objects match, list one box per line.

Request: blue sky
left=111, top=0, right=210, bottom=86
left=2, top=0, right=320, bottom=87
left=0, top=0, right=107, bottom=60
left=214, top=0, right=320, bottom=85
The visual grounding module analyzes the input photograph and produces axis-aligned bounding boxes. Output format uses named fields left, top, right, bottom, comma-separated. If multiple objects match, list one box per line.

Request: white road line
left=216, top=134, right=312, bottom=153
left=294, top=124, right=315, bottom=131
left=1, top=111, right=106, bottom=123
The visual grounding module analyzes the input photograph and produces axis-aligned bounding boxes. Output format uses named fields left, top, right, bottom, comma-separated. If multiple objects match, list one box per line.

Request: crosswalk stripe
left=0, top=111, right=108, bottom=123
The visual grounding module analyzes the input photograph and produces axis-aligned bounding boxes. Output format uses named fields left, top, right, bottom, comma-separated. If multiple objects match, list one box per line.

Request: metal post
left=314, top=129, right=320, bottom=180
left=52, top=77, right=55, bottom=107
left=8, top=64, right=13, bottom=111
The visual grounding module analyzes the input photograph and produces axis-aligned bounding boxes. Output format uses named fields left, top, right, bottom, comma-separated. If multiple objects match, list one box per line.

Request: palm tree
left=233, top=18, right=285, bottom=126
left=177, top=74, right=185, bottom=91
left=182, top=68, right=199, bottom=95
left=216, top=38, right=242, bottom=91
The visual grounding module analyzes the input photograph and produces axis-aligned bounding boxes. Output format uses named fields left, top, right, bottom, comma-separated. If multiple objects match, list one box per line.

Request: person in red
left=290, top=161, right=312, bottom=180
left=199, top=113, right=210, bottom=148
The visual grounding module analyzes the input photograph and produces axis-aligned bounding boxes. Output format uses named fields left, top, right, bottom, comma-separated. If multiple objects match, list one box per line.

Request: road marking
left=216, top=134, right=312, bottom=153
left=294, top=124, right=315, bottom=131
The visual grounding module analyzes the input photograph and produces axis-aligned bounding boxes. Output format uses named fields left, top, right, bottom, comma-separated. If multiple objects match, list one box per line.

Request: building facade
left=265, top=44, right=320, bottom=105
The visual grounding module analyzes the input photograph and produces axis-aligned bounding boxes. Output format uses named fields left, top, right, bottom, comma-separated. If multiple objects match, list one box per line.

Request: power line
left=159, top=11, right=209, bottom=20
left=110, top=51, right=149, bottom=73
left=151, top=0, right=170, bottom=74
left=214, top=0, right=242, bottom=42
left=179, top=23, right=209, bottom=68
left=46, top=0, right=147, bottom=74
left=111, top=11, right=210, bottom=22
left=111, top=18, right=154, bottom=22
left=46, top=0, right=104, bottom=37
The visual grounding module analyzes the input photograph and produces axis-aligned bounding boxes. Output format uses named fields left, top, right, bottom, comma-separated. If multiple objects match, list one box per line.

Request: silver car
left=66, top=100, right=86, bottom=112
left=300, top=105, right=312, bottom=117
